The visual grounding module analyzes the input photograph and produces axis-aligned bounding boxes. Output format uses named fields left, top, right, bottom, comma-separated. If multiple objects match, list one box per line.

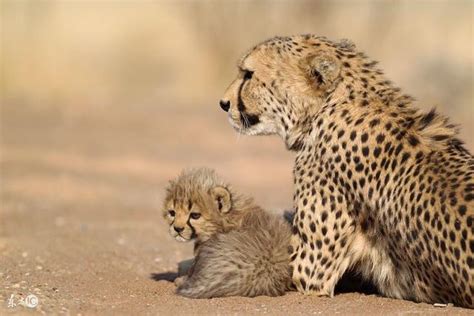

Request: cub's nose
left=219, top=100, right=230, bottom=112
left=174, top=226, right=184, bottom=233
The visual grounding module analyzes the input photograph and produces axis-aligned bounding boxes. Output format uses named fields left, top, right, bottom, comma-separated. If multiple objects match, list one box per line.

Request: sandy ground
left=1, top=104, right=473, bottom=315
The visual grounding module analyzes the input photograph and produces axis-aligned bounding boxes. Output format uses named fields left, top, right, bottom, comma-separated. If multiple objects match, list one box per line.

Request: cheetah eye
left=190, top=212, right=201, bottom=220
left=168, top=210, right=175, bottom=217
left=243, top=70, right=254, bottom=80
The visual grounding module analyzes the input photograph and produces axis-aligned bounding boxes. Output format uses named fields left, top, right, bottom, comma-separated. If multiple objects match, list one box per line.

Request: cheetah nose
left=174, top=226, right=184, bottom=233
left=219, top=100, right=230, bottom=112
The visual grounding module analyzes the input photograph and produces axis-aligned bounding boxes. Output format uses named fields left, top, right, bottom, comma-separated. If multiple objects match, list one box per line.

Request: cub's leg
left=175, top=259, right=216, bottom=298
left=176, top=274, right=212, bottom=298
left=174, top=258, right=195, bottom=287
left=290, top=183, right=357, bottom=297
left=174, top=276, right=188, bottom=287
left=176, top=241, right=238, bottom=299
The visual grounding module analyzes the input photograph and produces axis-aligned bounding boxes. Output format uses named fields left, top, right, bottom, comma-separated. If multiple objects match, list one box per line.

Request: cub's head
left=220, top=35, right=356, bottom=148
left=162, top=168, right=234, bottom=243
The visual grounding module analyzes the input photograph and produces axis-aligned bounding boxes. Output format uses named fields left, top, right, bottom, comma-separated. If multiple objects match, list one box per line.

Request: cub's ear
left=300, top=53, right=341, bottom=90
left=210, top=186, right=232, bottom=213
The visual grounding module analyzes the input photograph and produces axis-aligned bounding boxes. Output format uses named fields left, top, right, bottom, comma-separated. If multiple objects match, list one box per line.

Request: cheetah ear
left=301, top=53, right=341, bottom=89
left=336, top=38, right=356, bottom=51
left=210, top=186, right=232, bottom=213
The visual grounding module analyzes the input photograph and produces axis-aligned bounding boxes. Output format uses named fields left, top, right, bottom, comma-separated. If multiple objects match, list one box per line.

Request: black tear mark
left=237, top=73, right=260, bottom=127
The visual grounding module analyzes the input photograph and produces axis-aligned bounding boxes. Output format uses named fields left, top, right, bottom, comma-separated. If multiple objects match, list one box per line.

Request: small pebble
left=117, top=237, right=126, bottom=245
left=433, top=303, right=448, bottom=307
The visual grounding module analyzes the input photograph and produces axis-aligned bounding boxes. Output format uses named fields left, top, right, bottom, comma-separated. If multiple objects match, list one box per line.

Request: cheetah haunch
left=220, top=35, right=473, bottom=307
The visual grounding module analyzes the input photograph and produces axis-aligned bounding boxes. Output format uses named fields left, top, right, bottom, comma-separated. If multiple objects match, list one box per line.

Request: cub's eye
left=243, top=70, right=254, bottom=80
left=168, top=210, right=175, bottom=217
left=190, top=212, right=201, bottom=220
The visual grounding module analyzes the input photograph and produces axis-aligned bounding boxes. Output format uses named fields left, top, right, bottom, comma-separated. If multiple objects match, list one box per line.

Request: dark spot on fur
left=419, top=108, right=437, bottom=129
left=408, top=135, right=420, bottom=147
left=362, top=147, right=369, bottom=157
left=369, top=118, right=380, bottom=128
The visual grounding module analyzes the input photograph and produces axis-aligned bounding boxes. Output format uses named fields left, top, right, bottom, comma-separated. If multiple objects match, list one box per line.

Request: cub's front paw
left=174, top=275, right=188, bottom=287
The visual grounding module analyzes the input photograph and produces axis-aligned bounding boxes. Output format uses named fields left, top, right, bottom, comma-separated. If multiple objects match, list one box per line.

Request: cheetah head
left=162, top=168, right=234, bottom=243
left=220, top=35, right=350, bottom=149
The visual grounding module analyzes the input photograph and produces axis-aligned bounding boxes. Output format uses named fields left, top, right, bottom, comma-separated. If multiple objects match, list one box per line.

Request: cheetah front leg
left=174, top=258, right=195, bottom=288
left=290, top=184, right=356, bottom=297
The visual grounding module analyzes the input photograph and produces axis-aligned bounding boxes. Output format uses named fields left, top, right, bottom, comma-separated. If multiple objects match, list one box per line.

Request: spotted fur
left=162, top=168, right=292, bottom=298
left=220, top=35, right=474, bottom=307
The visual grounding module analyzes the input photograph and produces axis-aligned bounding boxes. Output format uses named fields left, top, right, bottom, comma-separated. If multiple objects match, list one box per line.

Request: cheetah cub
left=162, top=168, right=292, bottom=298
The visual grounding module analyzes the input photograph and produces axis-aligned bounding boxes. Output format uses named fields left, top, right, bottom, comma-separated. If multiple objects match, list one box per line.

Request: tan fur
left=220, top=35, right=473, bottom=307
left=162, top=168, right=292, bottom=298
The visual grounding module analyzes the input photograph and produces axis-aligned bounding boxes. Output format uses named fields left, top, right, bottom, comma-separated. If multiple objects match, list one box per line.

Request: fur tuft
left=414, top=108, right=458, bottom=150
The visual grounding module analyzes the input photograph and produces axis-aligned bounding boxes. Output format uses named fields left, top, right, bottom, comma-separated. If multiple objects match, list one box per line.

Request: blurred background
left=2, top=0, right=473, bottom=209
left=0, top=1, right=473, bottom=313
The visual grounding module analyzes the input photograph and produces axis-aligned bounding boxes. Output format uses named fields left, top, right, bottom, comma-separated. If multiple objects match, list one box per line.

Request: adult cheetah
left=219, top=35, right=474, bottom=307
